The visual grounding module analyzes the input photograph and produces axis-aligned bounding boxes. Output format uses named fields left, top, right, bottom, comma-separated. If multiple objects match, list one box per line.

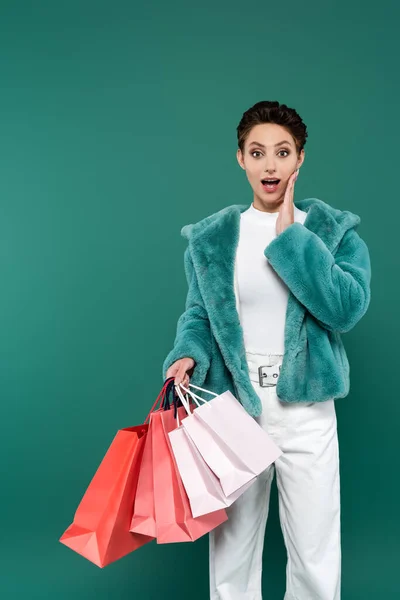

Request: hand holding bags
left=178, top=382, right=283, bottom=496
left=61, top=377, right=277, bottom=566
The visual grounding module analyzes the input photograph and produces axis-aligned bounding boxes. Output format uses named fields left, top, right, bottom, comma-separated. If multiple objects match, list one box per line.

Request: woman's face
left=236, top=123, right=305, bottom=212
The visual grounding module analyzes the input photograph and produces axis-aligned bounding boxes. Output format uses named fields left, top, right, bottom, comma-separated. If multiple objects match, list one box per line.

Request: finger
left=166, top=363, right=179, bottom=378
left=286, top=171, right=297, bottom=202
left=287, top=170, right=296, bottom=188
left=177, top=372, right=188, bottom=388
left=283, top=179, right=294, bottom=205
left=174, top=367, right=187, bottom=386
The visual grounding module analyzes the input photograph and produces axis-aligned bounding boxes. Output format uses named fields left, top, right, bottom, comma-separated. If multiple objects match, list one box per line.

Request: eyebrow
left=248, top=140, right=292, bottom=148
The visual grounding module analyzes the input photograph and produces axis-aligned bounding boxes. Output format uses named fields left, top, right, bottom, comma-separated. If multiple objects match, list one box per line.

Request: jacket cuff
left=265, top=221, right=306, bottom=256
left=162, top=338, right=210, bottom=387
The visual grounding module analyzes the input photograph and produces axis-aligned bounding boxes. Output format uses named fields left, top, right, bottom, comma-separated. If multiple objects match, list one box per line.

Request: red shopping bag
left=59, top=381, right=173, bottom=567
left=59, top=422, right=154, bottom=567
left=151, top=385, right=228, bottom=543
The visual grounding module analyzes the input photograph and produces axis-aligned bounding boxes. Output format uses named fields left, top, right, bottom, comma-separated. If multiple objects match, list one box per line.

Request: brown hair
left=236, top=100, right=308, bottom=156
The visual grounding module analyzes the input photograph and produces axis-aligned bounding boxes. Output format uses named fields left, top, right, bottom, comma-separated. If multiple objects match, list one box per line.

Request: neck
left=252, top=199, right=282, bottom=214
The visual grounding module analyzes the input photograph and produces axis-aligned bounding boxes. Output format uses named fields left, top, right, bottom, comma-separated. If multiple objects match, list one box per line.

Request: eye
left=251, top=149, right=290, bottom=158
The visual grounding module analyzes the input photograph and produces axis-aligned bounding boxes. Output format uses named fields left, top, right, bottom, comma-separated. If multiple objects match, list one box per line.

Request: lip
left=261, top=180, right=280, bottom=193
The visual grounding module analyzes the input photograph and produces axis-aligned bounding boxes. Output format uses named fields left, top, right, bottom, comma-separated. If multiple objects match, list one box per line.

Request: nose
left=264, top=161, right=277, bottom=174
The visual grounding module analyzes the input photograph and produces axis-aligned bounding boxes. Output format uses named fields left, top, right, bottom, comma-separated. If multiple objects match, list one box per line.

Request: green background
left=1, top=1, right=398, bottom=598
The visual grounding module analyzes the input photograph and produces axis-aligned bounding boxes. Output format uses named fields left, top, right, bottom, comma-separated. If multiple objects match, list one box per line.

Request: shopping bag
left=168, top=385, right=256, bottom=517
left=129, top=378, right=176, bottom=536
left=59, top=423, right=153, bottom=568
left=179, top=382, right=283, bottom=496
left=151, top=384, right=228, bottom=543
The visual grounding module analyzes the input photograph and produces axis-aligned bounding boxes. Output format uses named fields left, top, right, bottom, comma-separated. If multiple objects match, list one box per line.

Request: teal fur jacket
left=162, top=198, right=371, bottom=417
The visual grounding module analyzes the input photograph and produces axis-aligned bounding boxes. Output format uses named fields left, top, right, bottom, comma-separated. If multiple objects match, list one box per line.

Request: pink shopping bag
left=168, top=385, right=255, bottom=518
left=130, top=379, right=173, bottom=537
left=150, top=383, right=228, bottom=543
left=179, top=383, right=283, bottom=496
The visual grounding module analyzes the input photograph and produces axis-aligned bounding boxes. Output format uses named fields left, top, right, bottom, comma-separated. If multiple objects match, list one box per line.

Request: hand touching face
left=275, top=169, right=299, bottom=236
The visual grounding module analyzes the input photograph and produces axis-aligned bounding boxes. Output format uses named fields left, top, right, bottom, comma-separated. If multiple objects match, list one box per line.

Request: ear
left=297, top=149, right=305, bottom=170
left=236, top=148, right=245, bottom=170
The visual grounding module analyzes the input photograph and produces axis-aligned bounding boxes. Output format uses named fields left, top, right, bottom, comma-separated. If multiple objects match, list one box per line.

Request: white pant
left=209, top=351, right=341, bottom=600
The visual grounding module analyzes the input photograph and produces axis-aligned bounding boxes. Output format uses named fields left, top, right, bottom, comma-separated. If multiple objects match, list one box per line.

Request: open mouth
left=261, top=179, right=281, bottom=192
left=261, top=179, right=280, bottom=185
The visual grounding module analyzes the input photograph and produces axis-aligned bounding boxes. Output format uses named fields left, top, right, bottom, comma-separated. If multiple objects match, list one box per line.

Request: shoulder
left=180, top=204, right=247, bottom=240
left=297, top=197, right=361, bottom=229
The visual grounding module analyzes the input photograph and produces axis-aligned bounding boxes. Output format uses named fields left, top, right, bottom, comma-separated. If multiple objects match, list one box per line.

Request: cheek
left=243, top=170, right=256, bottom=183
left=246, top=168, right=260, bottom=181
left=286, top=163, right=298, bottom=178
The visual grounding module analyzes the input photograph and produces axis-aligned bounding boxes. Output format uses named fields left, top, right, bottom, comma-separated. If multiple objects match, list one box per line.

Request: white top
left=235, top=202, right=308, bottom=354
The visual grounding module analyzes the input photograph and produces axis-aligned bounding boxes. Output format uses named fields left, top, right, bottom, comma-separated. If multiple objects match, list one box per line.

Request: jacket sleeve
left=162, top=245, right=212, bottom=385
left=264, top=223, right=371, bottom=333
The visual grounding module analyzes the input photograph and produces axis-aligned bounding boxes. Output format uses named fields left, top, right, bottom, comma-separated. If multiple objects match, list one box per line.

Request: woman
left=162, top=100, right=371, bottom=600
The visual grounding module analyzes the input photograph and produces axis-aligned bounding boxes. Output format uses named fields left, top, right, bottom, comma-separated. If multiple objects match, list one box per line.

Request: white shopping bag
left=179, top=383, right=283, bottom=496
left=168, top=386, right=255, bottom=518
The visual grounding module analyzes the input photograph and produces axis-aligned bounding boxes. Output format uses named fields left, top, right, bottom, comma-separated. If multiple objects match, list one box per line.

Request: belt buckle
left=258, top=364, right=281, bottom=387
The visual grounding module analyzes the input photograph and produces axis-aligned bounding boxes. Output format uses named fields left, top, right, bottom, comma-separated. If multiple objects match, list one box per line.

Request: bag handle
left=178, top=383, right=214, bottom=408
left=180, top=382, right=218, bottom=398
left=165, top=379, right=187, bottom=421
left=173, top=384, right=193, bottom=428
left=143, top=377, right=175, bottom=424
left=162, top=378, right=178, bottom=412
